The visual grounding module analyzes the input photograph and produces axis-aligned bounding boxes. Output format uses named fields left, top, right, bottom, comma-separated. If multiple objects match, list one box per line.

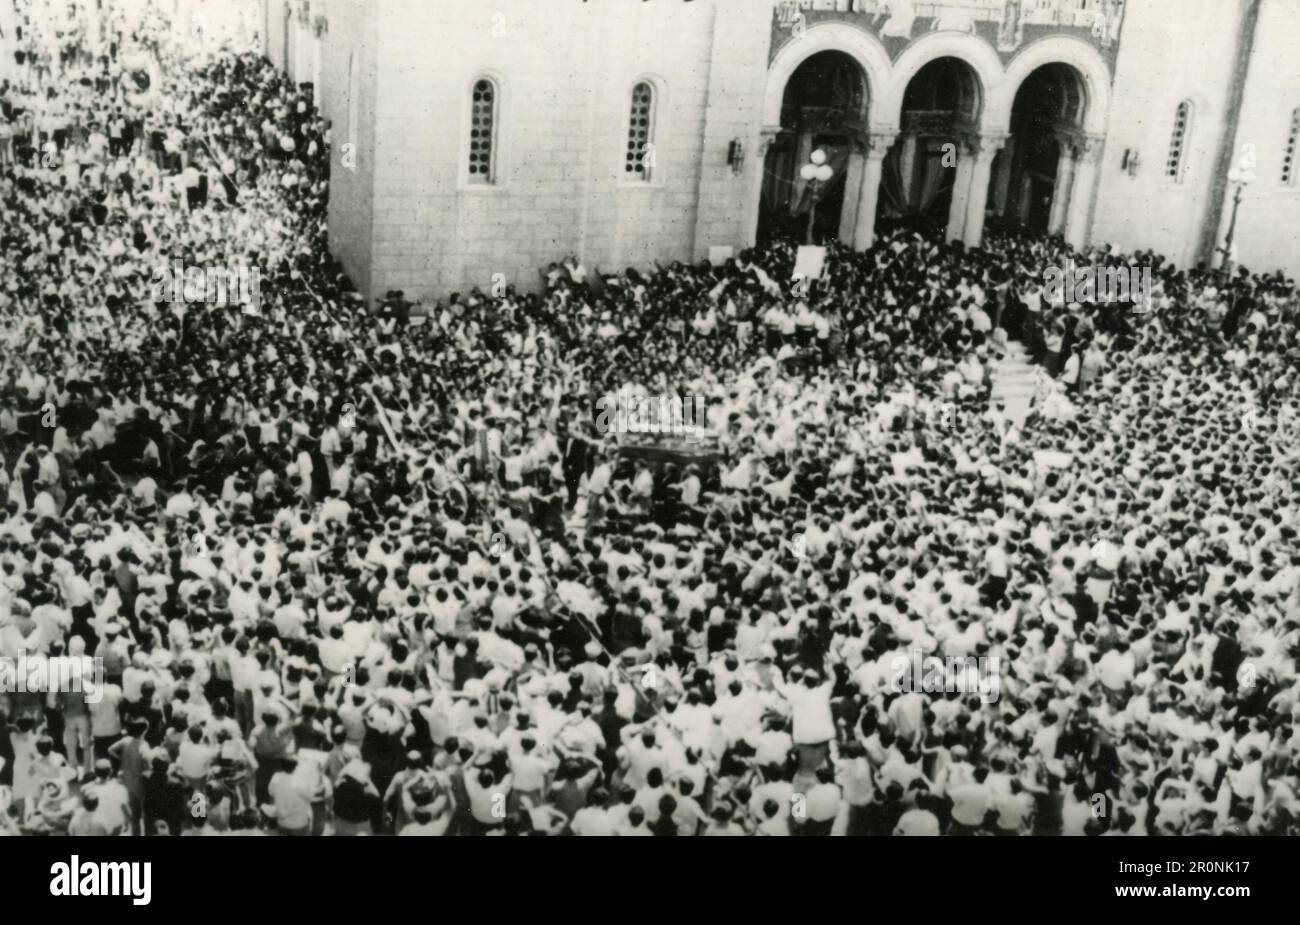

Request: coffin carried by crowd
left=616, top=428, right=720, bottom=466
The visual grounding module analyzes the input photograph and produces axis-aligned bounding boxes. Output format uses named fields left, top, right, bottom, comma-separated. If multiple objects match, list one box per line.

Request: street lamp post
left=1219, top=159, right=1256, bottom=278
left=799, top=148, right=834, bottom=245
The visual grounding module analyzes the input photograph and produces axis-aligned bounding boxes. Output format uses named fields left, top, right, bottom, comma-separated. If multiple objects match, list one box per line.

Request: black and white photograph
left=0, top=0, right=1296, bottom=892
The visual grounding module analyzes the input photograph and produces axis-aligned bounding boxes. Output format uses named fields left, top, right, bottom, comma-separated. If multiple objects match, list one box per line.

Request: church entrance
left=987, top=63, right=1089, bottom=237
left=757, top=51, right=868, bottom=246
left=877, top=56, right=982, bottom=239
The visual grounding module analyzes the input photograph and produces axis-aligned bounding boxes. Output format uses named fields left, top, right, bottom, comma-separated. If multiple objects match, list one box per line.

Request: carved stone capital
left=1076, top=133, right=1106, bottom=164
left=1053, top=129, right=1084, bottom=158
left=865, top=132, right=899, bottom=159
left=962, top=132, right=1011, bottom=159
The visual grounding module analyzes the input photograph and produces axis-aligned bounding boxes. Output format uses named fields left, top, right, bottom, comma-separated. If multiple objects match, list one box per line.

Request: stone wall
left=357, top=0, right=767, bottom=303
left=267, top=0, right=1300, bottom=302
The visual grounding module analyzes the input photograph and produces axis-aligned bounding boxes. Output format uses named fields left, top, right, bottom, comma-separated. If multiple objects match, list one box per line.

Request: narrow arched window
left=346, top=52, right=359, bottom=153
left=625, top=81, right=657, bottom=181
left=1282, top=107, right=1299, bottom=186
left=469, top=78, right=498, bottom=184
left=1166, top=100, right=1192, bottom=182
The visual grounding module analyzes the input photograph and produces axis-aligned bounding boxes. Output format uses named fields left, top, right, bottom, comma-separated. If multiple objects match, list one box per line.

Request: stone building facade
left=244, top=0, right=1299, bottom=302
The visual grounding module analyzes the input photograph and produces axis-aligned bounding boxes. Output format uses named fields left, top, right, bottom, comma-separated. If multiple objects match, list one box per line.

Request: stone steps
left=989, top=341, right=1037, bottom=424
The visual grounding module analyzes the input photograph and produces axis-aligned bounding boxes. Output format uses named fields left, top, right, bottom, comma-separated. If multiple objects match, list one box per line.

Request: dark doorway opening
left=877, top=56, right=982, bottom=238
left=987, top=63, right=1087, bottom=237
left=758, top=51, right=867, bottom=245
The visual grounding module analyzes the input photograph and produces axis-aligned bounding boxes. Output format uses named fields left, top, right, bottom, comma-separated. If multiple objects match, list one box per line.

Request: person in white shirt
left=464, top=766, right=512, bottom=834
left=82, top=759, right=133, bottom=835
left=948, top=766, right=994, bottom=834
left=894, top=805, right=942, bottom=836
left=88, top=681, right=124, bottom=762
left=755, top=797, right=791, bottom=836
left=800, top=767, right=842, bottom=835
left=776, top=668, right=836, bottom=776
left=398, top=803, right=450, bottom=836
left=983, top=538, right=1010, bottom=607
left=178, top=725, right=216, bottom=790
left=614, top=805, right=653, bottom=836
left=267, top=757, right=314, bottom=836
left=1098, top=641, right=1136, bottom=693
left=570, top=792, right=616, bottom=836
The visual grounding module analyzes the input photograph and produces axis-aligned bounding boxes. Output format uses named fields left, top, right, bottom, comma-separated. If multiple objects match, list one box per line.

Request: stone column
left=1047, top=133, right=1079, bottom=236
left=852, top=131, right=897, bottom=250
left=945, top=141, right=976, bottom=243
left=899, top=133, right=918, bottom=205
left=962, top=133, right=1009, bottom=248
left=1064, top=134, right=1106, bottom=250
left=742, top=127, right=780, bottom=247
left=839, top=149, right=866, bottom=244
left=991, top=134, right=1015, bottom=216
left=792, top=130, right=815, bottom=214
left=1017, top=174, right=1033, bottom=225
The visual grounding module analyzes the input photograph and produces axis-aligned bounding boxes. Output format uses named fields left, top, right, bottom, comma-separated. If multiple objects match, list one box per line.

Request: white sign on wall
left=794, top=245, right=827, bottom=281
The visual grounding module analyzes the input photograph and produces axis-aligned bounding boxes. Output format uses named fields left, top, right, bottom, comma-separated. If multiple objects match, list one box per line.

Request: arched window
left=624, top=81, right=657, bottom=181
left=346, top=52, right=359, bottom=154
left=1282, top=107, right=1299, bottom=186
left=1166, top=100, right=1192, bottom=181
left=468, top=78, right=498, bottom=184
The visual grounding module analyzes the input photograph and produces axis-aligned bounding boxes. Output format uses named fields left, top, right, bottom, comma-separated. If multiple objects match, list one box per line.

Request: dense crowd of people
left=1, top=0, right=1298, bottom=836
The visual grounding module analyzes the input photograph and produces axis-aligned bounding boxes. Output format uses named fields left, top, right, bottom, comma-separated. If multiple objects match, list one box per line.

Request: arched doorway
left=877, top=56, right=982, bottom=238
left=757, top=51, right=868, bottom=245
left=988, top=63, right=1088, bottom=236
